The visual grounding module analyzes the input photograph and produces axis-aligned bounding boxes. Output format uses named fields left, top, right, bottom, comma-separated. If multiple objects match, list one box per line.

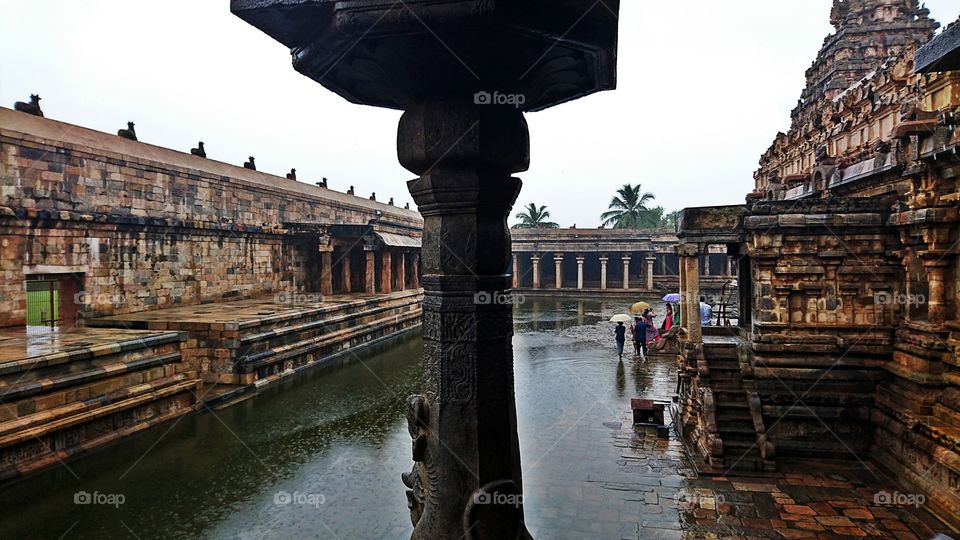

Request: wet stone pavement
left=515, top=299, right=951, bottom=540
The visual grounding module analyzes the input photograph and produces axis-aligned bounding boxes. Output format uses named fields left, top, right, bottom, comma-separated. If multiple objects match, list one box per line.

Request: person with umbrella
left=610, top=314, right=632, bottom=360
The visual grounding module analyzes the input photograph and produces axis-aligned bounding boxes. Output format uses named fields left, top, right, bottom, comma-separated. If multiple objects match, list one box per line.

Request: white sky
left=1, top=0, right=958, bottom=227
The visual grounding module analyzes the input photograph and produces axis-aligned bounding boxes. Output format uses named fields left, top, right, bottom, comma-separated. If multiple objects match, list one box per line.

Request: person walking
left=634, top=316, right=651, bottom=357
left=630, top=317, right=639, bottom=356
left=614, top=321, right=626, bottom=360
left=643, top=308, right=659, bottom=344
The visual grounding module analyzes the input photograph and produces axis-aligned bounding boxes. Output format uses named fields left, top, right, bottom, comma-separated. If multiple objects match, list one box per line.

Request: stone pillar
left=512, top=253, right=520, bottom=289
left=320, top=248, right=334, bottom=297
left=400, top=103, right=527, bottom=537
left=410, top=254, right=420, bottom=290
left=554, top=255, right=563, bottom=289
left=681, top=251, right=702, bottom=344
left=703, top=254, right=711, bottom=276
left=365, top=248, right=377, bottom=294
left=622, top=255, right=631, bottom=290
left=646, top=255, right=655, bottom=291
left=926, top=262, right=947, bottom=325
left=576, top=256, right=585, bottom=290
left=397, top=252, right=407, bottom=291
left=531, top=254, right=541, bottom=289
left=380, top=251, right=393, bottom=294
left=340, top=250, right=352, bottom=293
left=600, top=256, right=608, bottom=290
left=725, top=255, right=732, bottom=277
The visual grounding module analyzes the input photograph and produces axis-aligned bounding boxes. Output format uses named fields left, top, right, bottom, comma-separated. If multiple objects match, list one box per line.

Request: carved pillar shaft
left=400, top=102, right=527, bottom=539
left=381, top=251, right=393, bottom=294
left=531, top=255, right=540, bottom=289
left=600, top=256, right=608, bottom=290
left=576, top=256, right=585, bottom=290
left=926, top=263, right=947, bottom=325
left=398, top=252, right=407, bottom=291
left=320, top=250, right=334, bottom=297
left=365, top=249, right=377, bottom=294
left=554, top=255, right=563, bottom=289
left=682, top=255, right=702, bottom=344
left=646, top=256, right=655, bottom=291
left=622, top=256, right=631, bottom=290
left=411, top=255, right=420, bottom=290
left=341, top=250, right=352, bottom=293
left=512, top=253, right=520, bottom=289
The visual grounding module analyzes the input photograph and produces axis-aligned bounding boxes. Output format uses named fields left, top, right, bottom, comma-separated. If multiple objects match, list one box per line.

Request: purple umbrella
left=662, top=293, right=681, bottom=302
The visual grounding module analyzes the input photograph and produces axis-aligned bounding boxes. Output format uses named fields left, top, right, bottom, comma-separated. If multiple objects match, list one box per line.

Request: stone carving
left=117, top=121, right=138, bottom=141
left=190, top=141, right=206, bottom=158
left=13, top=94, right=43, bottom=117
left=243, top=156, right=256, bottom=170
left=286, top=168, right=297, bottom=180
left=402, top=394, right=430, bottom=526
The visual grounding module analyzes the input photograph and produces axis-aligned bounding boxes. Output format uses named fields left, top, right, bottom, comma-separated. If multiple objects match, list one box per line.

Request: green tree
left=600, top=184, right=657, bottom=229
left=513, top=203, right=560, bottom=229
left=661, top=209, right=681, bottom=230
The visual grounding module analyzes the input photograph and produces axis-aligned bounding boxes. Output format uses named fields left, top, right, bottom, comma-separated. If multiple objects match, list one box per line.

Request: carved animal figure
left=319, top=177, right=328, bottom=188
left=244, top=157, right=256, bottom=170
left=404, top=203, right=410, bottom=210
left=14, top=94, right=43, bottom=117
left=348, top=186, right=355, bottom=195
left=388, top=197, right=394, bottom=206
left=191, top=141, right=206, bottom=158
left=117, top=122, right=138, bottom=141
left=370, top=192, right=376, bottom=201
left=286, top=168, right=297, bottom=180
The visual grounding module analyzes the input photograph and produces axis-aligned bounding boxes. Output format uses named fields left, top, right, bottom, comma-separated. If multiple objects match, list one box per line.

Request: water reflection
left=2, top=297, right=672, bottom=539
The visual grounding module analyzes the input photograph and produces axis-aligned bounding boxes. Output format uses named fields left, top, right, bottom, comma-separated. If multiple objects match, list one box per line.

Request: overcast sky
left=1, top=1, right=957, bottom=227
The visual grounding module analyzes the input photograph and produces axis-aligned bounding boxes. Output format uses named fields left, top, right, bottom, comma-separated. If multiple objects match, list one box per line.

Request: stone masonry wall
left=0, top=108, right=422, bottom=328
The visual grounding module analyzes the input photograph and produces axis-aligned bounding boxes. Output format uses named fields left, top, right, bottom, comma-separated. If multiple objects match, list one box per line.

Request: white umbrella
left=610, top=314, right=633, bottom=323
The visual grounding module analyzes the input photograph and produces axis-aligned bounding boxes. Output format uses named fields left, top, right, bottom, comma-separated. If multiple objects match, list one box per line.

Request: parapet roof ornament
left=230, top=0, right=620, bottom=112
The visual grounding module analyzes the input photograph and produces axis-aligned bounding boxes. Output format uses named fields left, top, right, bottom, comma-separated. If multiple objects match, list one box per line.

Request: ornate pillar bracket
left=399, top=102, right=529, bottom=540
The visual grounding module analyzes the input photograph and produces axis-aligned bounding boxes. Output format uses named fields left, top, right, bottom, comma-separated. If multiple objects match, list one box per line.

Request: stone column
left=600, top=256, right=608, bottom=290
left=320, top=248, right=334, bottom=297
left=397, top=252, right=407, bottom=291
left=622, top=255, right=631, bottom=290
left=725, top=255, right=732, bottom=277
left=511, top=253, right=520, bottom=289
left=646, top=255, right=655, bottom=291
left=400, top=103, right=526, bottom=537
left=703, top=254, right=711, bottom=276
left=680, top=250, right=702, bottom=344
left=365, top=247, right=377, bottom=294
left=926, top=262, right=947, bottom=325
left=410, top=254, right=420, bottom=290
left=576, top=256, right=585, bottom=290
left=531, top=254, right=540, bottom=289
left=554, top=255, right=563, bottom=289
left=381, top=251, right=393, bottom=294
left=340, top=249, right=352, bottom=293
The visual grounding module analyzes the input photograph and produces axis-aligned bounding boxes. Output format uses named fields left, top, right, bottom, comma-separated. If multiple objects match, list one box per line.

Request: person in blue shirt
left=635, top=316, right=652, bottom=357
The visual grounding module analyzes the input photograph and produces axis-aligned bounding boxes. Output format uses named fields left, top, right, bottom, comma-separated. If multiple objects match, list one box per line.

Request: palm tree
left=513, top=203, right=560, bottom=229
left=600, top=184, right=656, bottom=229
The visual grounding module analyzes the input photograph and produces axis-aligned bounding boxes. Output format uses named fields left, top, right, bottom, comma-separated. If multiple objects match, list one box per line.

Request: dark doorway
left=25, top=274, right=81, bottom=333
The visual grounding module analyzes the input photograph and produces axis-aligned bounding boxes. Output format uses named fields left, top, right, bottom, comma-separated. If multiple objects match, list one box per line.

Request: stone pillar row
left=512, top=252, right=662, bottom=291
left=323, top=244, right=422, bottom=295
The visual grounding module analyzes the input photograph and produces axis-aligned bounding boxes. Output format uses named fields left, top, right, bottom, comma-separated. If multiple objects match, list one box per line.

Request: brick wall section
left=0, top=108, right=422, bottom=328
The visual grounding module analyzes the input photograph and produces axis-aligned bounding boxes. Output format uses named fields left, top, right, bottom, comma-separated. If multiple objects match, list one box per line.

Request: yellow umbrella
left=629, top=302, right=651, bottom=314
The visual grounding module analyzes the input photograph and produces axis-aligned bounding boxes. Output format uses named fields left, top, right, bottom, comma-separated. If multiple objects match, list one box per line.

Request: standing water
left=0, top=299, right=671, bottom=539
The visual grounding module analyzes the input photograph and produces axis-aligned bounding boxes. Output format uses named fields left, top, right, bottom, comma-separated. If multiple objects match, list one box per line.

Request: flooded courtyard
left=0, top=299, right=948, bottom=539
